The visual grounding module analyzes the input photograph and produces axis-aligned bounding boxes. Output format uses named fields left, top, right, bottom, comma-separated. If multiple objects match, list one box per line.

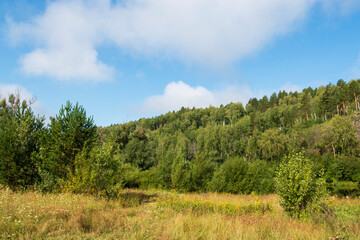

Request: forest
left=1, top=79, right=360, bottom=198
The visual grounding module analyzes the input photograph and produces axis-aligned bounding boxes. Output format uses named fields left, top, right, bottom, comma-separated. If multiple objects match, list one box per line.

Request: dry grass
left=1, top=187, right=359, bottom=239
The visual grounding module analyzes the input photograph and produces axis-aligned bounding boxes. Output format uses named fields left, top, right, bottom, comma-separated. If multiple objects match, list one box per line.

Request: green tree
left=248, top=160, right=275, bottom=194
left=330, top=116, right=358, bottom=156
left=169, top=132, right=192, bottom=191
left=37, top=101, right=96, bottom=190
left=171, top=157, right=191, bottom=191
left=188, top=156, right=215, bottom=192
left=335, top=80, right=347, bottom=115
left=278, top=94, right=300, bottom=127
left=275, top=152, right=327, bottom=217
left=245, top=129, right=261, bottom=160
left=66, top=137, right=123, bottom=198
left=348, top=80, right=360, bottom=111
left=208, top=157, right=251, bottom=194
left=0, top=94, right=44, bottom=189
left=269, top=92, right=278, bottom=107
left=196, top=126, right=222, bottom=162
left=300, top=92, right=311, bottom=120
left=124, top=126, right=154, bottom=170
left=258, top=128, right=288, bottom=160
left=314, top=116, right=358, bottom=157
left=233, top=115, right=251, bottom=156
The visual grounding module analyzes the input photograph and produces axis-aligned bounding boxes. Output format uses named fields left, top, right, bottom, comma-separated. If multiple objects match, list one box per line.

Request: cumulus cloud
left=0, top=84, right=49, bottom=119
left=142, top=81, right=252, bottom=113
left=8, top=1, right=114, bottom=81
left=7, top=0, right=317, bottom=81
left=20, top=47, right=113, bottom=81
left=8, top=0, right=356, bottom=81
left=140, top=81, right=308, bottom=114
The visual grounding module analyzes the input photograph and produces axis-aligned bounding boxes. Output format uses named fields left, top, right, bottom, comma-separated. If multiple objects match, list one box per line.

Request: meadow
left=1, top=187, right=360, bottom=240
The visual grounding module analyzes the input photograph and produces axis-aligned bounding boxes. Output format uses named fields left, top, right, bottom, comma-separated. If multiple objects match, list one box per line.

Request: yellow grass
left=1, top=187, right=359, bottom=239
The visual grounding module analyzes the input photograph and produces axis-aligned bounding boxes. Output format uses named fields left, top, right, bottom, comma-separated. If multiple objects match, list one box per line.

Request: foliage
left=65, top=137, right=123, bottom=198
left=124, top=127, right=154, bottom=170
left=208, top=157, right=251, bottom=194
left=258, top=128, right=288, bottom=160
left=2, top=79, right=360, bottom=198
left=274, top=152, right=328, bottom=217
left=37, top=101, right=97, bottom=191
left=0, top=94, right=44, bottom=189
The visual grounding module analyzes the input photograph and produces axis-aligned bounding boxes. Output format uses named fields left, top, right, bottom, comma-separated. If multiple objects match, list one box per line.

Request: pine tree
left=37, top=101, right=96, bottom=190
left=0, top=94, right=44, bottom=189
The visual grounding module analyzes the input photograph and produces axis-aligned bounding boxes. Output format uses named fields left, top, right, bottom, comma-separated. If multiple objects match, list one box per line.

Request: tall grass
left=157, top=196, right=274, bottom=216
left=1, top=187, right=359, bottom=239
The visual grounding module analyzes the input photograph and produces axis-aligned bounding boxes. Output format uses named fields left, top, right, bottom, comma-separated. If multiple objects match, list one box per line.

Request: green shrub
left=274, top=152, right=327, bottom=217
left=65, top=138, right=123, bottom=198
left=330, top=180, right=359, bottom=197
left=208, top=157, right=251, bottom=194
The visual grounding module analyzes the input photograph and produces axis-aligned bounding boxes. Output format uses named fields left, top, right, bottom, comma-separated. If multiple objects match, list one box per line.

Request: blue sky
left=1, top=0, right=360, bottom=126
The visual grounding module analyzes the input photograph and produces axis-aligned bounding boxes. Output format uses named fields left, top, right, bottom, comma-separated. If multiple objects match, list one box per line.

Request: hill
left=1, top=79, right=360, bottom=196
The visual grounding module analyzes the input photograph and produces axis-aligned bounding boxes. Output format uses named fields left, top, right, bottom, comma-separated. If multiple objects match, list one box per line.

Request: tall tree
left=335, top=80, right=347, bottom=114
left=124, top=126, right=154, bottom=170
left=258, top=128, right=288, bottom=161
left=348, top=80, right=360, bottom=111
left=269, top=92, right=278, bottom=107
left=300, top=92, right=311, bottom=120
left=0, top=94, right=44, bottom=189
left=37, top=101, right=96, bottom=189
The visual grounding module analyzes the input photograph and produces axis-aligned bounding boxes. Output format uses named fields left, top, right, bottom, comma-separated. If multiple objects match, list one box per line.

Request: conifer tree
left=0, top=94, right=44, bottom=189
left=37, top=101, right=96, bottom=190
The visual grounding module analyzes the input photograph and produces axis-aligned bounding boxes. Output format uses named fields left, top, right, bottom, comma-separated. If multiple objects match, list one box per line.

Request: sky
left=1, top=0, right=360, bottom=126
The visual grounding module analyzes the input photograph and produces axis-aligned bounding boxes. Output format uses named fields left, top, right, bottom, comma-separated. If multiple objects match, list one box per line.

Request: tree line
left=1, top=79, right=360, bottom=197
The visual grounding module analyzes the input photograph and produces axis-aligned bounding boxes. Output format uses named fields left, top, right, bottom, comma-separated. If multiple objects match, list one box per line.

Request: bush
left=329, top=180, right=359, bottom=197
left=208, top=157, right=251, bottom=194
left=65, top=138, right=123, bottom=198
left=274, top=152, right=327, bottom=217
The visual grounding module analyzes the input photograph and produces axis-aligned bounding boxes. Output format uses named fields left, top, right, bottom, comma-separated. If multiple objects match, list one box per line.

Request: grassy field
left=1, top=187, right=360, bottom=240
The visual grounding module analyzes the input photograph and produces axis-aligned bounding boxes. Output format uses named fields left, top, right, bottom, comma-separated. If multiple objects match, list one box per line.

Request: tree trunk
left=354, top=91, right=358, bottom=111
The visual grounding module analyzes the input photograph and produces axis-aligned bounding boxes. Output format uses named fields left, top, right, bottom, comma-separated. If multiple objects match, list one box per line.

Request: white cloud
left=140, top=81, right=308, bottom=115
left=142, top=81, right=252, bottom=113
left=0, top=84, right=50, bottom=119
left=8, top=0, right=356, bottom=81
left=8, top=1, right=113, bottom=81
left=20, top=47, right=113, bottom=81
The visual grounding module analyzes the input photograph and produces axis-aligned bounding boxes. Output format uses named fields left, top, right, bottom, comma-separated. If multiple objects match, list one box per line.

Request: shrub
left=65, top=138, right=123, bottom=198
left=274, top=152, right=327, bottom=217
left=208, top=157, right=251, bottom=194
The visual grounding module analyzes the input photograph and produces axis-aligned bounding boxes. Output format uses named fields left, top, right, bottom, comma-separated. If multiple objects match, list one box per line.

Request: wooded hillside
left=1, top=79, right=360, bottom=196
